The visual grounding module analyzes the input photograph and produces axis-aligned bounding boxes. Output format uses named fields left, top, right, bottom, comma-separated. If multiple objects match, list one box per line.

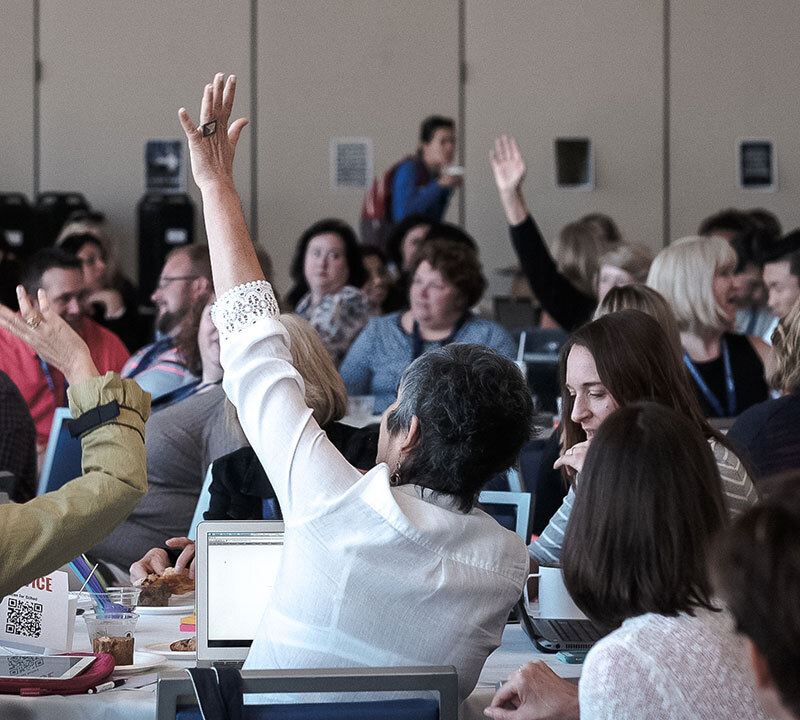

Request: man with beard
left=121, top=245, right=211, bottom=402
left=0, top=248, right=130, bottom=457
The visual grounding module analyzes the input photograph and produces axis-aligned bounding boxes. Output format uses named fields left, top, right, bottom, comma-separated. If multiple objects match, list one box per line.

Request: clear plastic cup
left=86, top=587, right=141, bottom=613
left=83, top=611, right=139, bottom=666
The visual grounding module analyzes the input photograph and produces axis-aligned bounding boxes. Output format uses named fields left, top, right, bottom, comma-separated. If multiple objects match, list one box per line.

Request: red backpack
left=359, top=155, right=428, bottom=250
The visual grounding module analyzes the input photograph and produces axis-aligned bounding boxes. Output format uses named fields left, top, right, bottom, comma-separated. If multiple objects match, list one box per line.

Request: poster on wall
left=146, top=140, right=185, bottom=193
left=737, top=139, right=776, bottom=192
left=554, top=138, right=594, bottom=190
left=330, top=138, right=373, bottom=191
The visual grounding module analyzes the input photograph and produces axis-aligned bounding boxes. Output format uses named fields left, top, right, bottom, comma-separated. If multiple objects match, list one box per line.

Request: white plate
left=145, top=641, right=196, bottom=658
left=112, top=650, right=165, bottom=676
left=134, top=604, right=194, bottom=615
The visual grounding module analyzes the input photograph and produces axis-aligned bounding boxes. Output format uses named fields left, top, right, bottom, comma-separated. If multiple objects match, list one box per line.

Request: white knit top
left=579, top=607, right=768, bottom=720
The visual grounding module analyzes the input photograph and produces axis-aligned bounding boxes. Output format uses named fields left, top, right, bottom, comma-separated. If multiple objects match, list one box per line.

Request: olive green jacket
left=0, top=373, right=150, bottom=598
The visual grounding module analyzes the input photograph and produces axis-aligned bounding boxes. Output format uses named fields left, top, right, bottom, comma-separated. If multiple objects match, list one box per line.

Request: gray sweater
left=89, top=384, right=246, bottom=570
left=340, top=311, right=516, bottom=413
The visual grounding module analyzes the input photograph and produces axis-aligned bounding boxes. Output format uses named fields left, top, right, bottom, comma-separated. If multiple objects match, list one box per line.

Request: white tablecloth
left=0, top=614, right=580, bottom=719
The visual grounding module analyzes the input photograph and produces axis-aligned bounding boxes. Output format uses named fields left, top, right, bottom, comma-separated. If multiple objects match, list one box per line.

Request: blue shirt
left=339, top=311, right=516, bottom=413
left=391, top=158, right=452, bottom=222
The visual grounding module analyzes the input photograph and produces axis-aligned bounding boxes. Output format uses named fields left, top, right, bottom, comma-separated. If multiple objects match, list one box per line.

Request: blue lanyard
left=38, top=356, right=68, bottom=406
left=150, top=379, right=221, bottom=413
left=683, top=337, right=736, bottom=417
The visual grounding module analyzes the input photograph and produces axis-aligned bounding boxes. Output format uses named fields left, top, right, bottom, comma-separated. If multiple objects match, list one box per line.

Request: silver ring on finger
left=201, top=120, right=218, bottom=137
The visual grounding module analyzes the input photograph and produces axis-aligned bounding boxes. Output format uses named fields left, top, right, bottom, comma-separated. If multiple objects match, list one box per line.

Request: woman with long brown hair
left=529, top=309, right=756, bottom=566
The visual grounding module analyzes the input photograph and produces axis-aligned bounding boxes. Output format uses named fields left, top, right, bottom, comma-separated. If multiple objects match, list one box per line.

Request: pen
left=87, top=678, right=126, bottom=694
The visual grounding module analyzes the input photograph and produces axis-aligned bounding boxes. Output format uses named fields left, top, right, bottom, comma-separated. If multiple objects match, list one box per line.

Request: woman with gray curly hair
left=178, top=73, right=534, bottom=702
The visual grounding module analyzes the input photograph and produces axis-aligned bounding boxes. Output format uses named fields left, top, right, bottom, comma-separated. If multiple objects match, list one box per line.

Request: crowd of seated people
left=1, top=70, right=799, bottom=718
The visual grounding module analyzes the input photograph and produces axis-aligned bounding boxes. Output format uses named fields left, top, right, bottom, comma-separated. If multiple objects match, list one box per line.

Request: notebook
left=196, top=520, right=285, bottom=668
left=516, top=598, right=606, bottom=652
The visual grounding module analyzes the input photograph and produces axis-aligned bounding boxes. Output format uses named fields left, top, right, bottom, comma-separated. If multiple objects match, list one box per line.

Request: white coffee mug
left=524, top=565, right=587, bottom=620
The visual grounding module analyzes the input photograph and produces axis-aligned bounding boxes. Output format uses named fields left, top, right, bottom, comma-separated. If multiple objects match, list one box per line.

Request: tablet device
left=0, top=654, right=95, bottom=680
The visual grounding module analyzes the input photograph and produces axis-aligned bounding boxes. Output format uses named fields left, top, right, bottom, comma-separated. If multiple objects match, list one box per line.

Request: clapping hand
left=0, top=286, right=98, bottom=384
left=490, top=135, right=527, bottom=196
left=179, top=73, right=249, bottom=191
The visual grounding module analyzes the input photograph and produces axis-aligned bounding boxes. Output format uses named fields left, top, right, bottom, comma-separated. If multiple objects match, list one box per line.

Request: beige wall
left=0, top=2, right=34, bottom=197
left=670, top=0, right=800, bottom=238
left=464, top=0, right=664, bottom=299
left=37, top=0, right=252, bottom=275
left=4, top=1, right=800, bottom=296
left=256, top=0, right=459, bottom=295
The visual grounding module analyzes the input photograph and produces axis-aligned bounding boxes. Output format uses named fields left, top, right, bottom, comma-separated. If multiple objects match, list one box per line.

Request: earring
left=390, top=457, right=402, bottom=486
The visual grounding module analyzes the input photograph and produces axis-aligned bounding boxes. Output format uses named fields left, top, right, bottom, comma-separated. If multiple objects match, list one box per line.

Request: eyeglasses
left=155, top=275, right=198, bottom=290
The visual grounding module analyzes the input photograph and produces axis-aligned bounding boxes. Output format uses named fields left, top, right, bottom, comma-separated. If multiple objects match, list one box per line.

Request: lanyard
left=411, top=313, right=469, bottom=360
left=683, top=337, right=736, bottom=417
left=150, top=379, right=221, bottom=413
left=133, top=337, right=173, bottom=374
left=38, top=356, right=68, bottom=405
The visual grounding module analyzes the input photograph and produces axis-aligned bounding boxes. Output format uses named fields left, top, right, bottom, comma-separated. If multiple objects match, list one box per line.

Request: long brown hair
left=562, top=402, right=726, bottom=628
left=559, top=310, right=723, bottom=455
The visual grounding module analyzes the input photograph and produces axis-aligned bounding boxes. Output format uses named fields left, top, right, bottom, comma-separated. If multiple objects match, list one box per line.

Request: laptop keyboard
left=546, top=619, right=600, bottom=643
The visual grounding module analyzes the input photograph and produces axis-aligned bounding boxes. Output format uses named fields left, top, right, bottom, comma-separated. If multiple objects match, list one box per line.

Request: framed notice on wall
left=737, top=139, right=776, bottom=192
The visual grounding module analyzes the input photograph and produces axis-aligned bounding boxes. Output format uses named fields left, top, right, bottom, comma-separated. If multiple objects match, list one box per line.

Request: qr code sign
left=5, top=597, right=44, bottom=638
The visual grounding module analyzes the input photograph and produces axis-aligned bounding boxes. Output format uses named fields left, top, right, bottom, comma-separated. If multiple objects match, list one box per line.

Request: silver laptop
left=196, top=520, right=285, bottom=668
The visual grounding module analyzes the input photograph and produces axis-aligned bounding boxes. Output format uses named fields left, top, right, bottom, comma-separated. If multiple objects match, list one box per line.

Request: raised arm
left=0, top=288, right=148, bottom=596
left=178, top=73, right=260, bottom=295
left=490, top=135, right=596, bottom=331
left=180, top=75, right=364, bottom=518
left=490, top=135, right=529, bottom=226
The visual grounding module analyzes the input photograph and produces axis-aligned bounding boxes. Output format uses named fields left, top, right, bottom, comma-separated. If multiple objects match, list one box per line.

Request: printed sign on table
left=0, top=571, right=73, bottom=653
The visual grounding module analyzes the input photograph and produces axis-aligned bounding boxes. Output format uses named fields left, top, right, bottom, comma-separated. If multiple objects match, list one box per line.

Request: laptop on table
left=515, top=598, right=607, bottom=653
left=196, top=520, right=285, bottom=668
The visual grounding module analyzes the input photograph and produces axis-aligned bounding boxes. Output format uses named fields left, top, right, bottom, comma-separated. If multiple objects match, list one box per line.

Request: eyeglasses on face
left=155, top=275, right=198, bottom=290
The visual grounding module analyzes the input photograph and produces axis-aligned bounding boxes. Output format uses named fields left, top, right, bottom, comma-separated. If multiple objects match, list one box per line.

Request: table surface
left=0, top=609, right=581, bottom=719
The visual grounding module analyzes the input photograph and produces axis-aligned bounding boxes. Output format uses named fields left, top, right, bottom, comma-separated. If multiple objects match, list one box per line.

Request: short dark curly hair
left=387, top=344, right=533, bottom=512
left=286, top=218, right=367, bottom=308
left=411, top=239, right=486, bottom=310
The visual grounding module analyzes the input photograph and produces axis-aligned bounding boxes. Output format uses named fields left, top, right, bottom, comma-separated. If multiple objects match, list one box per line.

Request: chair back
left=478, top=490, right=533, bottom=544
left=38, top=407, right=81, bottom=495
left=157, top=666, right=459, bottom=720
left=187, top=463, right=213, bottom=540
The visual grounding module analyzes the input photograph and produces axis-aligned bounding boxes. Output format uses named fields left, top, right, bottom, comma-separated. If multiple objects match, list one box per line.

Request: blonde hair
left=599, top=243, right=653, bottom=283
left=279, top=314, right=348, bottom=426
left=594, top=284, right=683, bottom=360
left=769, top=297, right=800, bottom=393
left=224, top=313, right=348, bottom=434
left=647, top=235, right=736, bottom=335
left=555, top=219, right=619, bottom=296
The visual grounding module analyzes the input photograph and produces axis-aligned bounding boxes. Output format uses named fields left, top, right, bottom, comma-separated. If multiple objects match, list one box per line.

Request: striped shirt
left=121, top=338, right=198, bottom=401
left=529, top=438, right=757, bottom=565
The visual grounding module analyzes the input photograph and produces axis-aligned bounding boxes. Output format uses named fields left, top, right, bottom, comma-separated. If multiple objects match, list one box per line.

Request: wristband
left=67, top=400, right=120, bottom=438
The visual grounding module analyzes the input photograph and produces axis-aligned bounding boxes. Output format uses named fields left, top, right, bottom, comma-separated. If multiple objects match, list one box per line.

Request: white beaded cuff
left=211, top=280, right=280, bottom=339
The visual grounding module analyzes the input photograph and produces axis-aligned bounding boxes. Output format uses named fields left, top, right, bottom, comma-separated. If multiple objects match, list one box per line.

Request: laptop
left=515, top=598, right=607, bottom=653
left=196, top=520, right=285, bottom=668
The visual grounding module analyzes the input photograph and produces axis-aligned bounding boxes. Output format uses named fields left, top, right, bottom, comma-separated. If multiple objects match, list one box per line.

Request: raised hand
left=178, top=73, right=249, bottom=191
left=0, top=286, right=98, bottom=384
left=490, top=135, right=526, bottom=196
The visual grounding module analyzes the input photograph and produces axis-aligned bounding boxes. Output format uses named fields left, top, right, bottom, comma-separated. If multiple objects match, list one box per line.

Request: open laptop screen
left=206, top=528, right=284, bottom=648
